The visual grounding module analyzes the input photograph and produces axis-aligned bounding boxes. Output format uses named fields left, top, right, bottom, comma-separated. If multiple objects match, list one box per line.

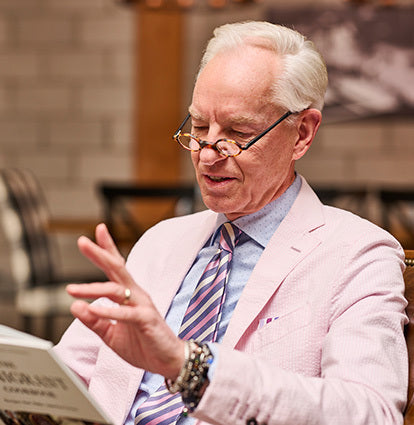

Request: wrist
left=165, top=339, right=187, bottom=381
left=165, top=340, right=213, bottom=413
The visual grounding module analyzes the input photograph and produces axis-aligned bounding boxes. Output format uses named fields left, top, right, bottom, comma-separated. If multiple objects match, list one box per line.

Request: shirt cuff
left=206, top=342, right=219, bottom=381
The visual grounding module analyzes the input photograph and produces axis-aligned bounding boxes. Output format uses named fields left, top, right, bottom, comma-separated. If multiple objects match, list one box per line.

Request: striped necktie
left=134, top=222, right=242, bottom=425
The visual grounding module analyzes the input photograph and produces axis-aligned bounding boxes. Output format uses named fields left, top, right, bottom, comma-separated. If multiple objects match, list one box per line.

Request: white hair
left=197, top=21, right=328, bottom=112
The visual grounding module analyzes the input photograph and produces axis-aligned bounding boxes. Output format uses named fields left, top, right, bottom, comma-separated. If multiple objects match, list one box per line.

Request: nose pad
left=199, top=143, right=224, bottom=165
left=199, top=139, right=216, bottom=149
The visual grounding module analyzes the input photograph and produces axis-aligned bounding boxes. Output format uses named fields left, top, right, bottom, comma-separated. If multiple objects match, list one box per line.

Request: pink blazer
left=55, top=177, right=408, bottom=425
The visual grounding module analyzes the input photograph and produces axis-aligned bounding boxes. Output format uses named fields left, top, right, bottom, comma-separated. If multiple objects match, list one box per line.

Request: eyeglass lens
left=178, top=134, right=241, bottom=156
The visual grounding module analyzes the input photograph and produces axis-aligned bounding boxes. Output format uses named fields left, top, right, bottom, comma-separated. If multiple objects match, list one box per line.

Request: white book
left=0, top=325, right=113, bottom=425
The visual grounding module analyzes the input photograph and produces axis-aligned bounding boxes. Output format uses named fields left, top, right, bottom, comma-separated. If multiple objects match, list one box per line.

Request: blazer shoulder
left=126, top=209, right=217, bottom=264
left=321, top=204, right=401, bottom=247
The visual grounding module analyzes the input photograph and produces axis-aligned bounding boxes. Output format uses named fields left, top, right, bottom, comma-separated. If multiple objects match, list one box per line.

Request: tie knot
left=219, top=222, right=241, bottom=252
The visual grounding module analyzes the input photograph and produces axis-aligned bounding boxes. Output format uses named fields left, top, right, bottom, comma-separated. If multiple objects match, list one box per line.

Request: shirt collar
left=211, top=174, right=302, bottom=248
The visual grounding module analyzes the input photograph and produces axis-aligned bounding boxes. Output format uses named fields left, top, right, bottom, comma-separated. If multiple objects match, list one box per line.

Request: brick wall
left=0, top=0, right=134, bottom=219
left=298, top=119, right=414, bottom=188
left=0, top=0, right=135, bottom=279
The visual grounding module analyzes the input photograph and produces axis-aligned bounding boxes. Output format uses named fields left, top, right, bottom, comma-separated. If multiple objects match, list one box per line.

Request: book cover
left=0, top=325, right=113, bottom=425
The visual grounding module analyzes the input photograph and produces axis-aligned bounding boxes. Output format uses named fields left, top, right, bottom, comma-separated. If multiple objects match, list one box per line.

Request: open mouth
left=207, top=175, right=233, bottom=182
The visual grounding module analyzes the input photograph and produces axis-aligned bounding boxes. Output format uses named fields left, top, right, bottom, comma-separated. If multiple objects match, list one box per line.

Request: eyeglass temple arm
left=242, top=110, right=293, bottom=150
left=174, top=110, right=296, bottom=146
left=174, top=113, right=191, bottom=137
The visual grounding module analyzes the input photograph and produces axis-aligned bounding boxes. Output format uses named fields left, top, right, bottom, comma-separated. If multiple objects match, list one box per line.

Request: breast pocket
left=253, top=303, right=312, bottom=350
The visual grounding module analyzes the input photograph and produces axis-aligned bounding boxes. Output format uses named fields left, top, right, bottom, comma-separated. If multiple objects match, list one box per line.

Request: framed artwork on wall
left=267, top=4, right=414, bottom=122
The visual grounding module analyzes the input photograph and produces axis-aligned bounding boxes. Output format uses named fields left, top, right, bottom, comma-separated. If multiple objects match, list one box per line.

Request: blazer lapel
left=149, top=211, right=218, bottom=317
left=89, top=345, right=144, bottom=425
left=223, top=178, right=325, bottom=348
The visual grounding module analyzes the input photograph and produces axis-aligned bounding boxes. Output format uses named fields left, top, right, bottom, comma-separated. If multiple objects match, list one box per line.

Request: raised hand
left=66, top=223, right=185, bottom=380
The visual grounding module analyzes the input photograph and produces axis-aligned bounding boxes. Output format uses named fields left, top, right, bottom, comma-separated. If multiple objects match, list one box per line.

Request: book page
left=0, top=336, right=112, bottom=425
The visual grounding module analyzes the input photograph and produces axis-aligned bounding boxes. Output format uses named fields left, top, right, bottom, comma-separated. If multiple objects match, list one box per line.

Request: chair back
left=98, top=182, right=197, bottom=252
left=0, top=168, right=58, bottom=288
left=405, top=249, right=414, bottom=424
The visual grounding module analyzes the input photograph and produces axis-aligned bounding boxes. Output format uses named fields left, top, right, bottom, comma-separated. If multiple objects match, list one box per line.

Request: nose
left=195, top=124, right=228, bottom=165
left=198, top=142, right=225, bottom=166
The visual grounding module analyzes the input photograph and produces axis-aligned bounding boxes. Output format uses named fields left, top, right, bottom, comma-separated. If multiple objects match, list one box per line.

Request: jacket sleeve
left=53, top=299, right=113, bottom=387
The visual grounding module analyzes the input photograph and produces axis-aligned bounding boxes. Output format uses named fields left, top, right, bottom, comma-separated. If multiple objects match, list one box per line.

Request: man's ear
left=292, top=108, right=322, bottom=160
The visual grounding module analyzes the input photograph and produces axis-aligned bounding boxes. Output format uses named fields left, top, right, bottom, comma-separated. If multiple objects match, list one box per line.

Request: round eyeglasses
left=173, top=110, right=294, bottom=158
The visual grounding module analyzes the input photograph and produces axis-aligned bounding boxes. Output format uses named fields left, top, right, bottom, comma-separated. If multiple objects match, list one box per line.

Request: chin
left=204, top=200, right=241, bottom=218
left=200, top=189, right=246, bottom=215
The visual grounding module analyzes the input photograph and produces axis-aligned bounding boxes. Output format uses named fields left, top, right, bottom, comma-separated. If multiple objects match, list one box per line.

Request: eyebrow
left=188, top=107, right=204, bottom=121
left=188, top=107, right=261, bottom=128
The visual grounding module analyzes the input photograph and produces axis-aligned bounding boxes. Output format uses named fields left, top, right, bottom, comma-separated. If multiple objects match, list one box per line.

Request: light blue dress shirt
left=126, top=175, right=301, bottom=425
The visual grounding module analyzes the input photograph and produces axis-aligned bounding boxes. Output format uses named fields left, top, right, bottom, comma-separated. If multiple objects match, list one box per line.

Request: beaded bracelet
left=165, top=340, right=213, bottom=413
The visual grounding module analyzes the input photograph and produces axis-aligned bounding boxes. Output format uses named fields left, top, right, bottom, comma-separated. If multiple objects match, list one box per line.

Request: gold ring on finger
left=123, top=288, right=131, bottom=305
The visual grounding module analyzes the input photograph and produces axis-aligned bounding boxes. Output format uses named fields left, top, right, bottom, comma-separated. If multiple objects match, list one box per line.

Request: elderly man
left=55, top=21, right=408, bottom=425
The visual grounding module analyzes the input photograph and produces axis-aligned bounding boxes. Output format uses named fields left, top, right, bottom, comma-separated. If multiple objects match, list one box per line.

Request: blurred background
left=0, top=0, right=413, bottom=343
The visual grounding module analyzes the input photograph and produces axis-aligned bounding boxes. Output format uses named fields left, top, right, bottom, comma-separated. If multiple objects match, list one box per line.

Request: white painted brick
left=48, top=119, right=103, bottom=148
left=16, top=16, right=73, bottom=45
left=110, top=48, right=134, bottom=79
left=304, top=132, right=324, bottom=155
left=80, top=13, right=134, bottom=46
left=48, top=51, right=106, bottom=80
left=0, top=52, right=39, bottom=78
left=44, top=0, right=106, bottom=12
left=320, top=121, right=385, bottom=153
left=389, top=120, right=414, bottom=152
left=354, top=156, right=414, bottom=186
left=53, top=233, right=105, bottom=280
left=296, top=154, right=352, bottom=185
left=0, top=0, right=136, bottom=284
left=78, top=152, right=132, bottom=182
left=15, top=153, right=71, bottom=181
left=80, top=84, right=132, bottom=115
left=0, top=119, right=39, bottom=146
left=15, top=84, right=72, bottom=114
left=46, top=184, right=102, bottom=219
left=110, top=117, right=133, bottom=149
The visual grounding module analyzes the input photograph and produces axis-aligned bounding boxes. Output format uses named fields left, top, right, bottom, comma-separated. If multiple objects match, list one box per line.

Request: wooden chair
left=380, top=191, right=414, bottom=249
left=98, top=182, right=197, bottom=253
left=0, top=168, right=101, bottom=341
left=405, top=249, right=414, bottom=424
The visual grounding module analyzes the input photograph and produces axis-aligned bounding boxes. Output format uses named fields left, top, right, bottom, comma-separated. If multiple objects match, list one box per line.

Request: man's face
left=190, top=46, right=303, bottom=221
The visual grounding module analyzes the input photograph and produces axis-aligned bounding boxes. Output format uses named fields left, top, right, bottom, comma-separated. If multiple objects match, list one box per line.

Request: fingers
left=70, top=299, right=98, bottom=321
left=78, top=235, right=116, bottom=271
left=95, top=223, right=123, bottom=259
left=67, top=282, right=131, bottom=305
left=70, top=300, right=115, bottom=341
left=77, top=236, right=107, bottom=270
left=77, top=232, right=130, bottom=286
left=88, top=303, right=144, bottom=322
left=74, top=223, right=151, bottom=309
left=78, top=223, right=123, bottom=267
left=69, top=288, right=154, bottom=325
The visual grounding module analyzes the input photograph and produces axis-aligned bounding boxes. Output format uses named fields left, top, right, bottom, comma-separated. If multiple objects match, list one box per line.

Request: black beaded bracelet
left=165, top=340, right=213, bottom=413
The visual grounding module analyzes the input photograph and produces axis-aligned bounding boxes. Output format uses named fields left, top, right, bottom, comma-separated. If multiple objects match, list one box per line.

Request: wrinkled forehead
left=191, top=46, right=282, bottom=120
left=197, top=43, right=281, bottom=86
